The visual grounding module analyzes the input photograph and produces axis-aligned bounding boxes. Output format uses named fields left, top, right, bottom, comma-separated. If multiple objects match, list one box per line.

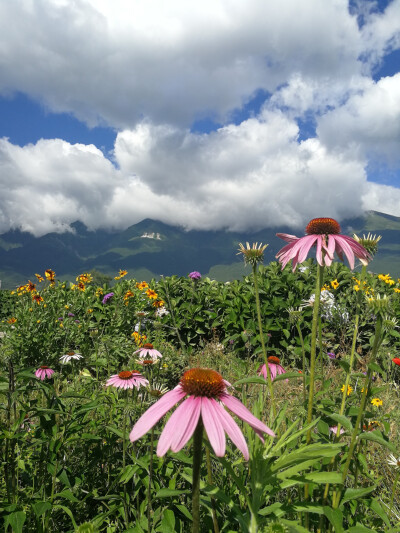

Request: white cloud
left=0, top=0, right=365, bottom=128
left=317, top=74, right=400, bottom=162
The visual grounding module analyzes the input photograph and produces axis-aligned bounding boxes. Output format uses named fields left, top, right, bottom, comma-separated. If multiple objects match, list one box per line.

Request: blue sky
left=0, top=0, right=399, bottom=236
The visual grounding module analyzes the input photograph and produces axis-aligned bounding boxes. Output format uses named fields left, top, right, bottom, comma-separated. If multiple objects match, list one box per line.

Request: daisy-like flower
left=45, top=269, right=55, bottom=282
left=146, top=289, right=158, bottom=299
left=130, top=368, right=275, bottom=460
left=189, top=271, right=202, bottom=280
left=35, top=273, right=44, bottom=282
left=102, top=292, right=114, bottom=304
left=371, top=397, right=383, bottom=407
left=257, top=356, right=287, bottom=382
left=353, top=233, right=382, bottom=257
left=276, top=217, right=371, bottom=271
left=136, top=281, right=149, bottom=290
left=387, top=453, right=400, bottom=469
left=35, top=366, right=55, bottom=380
left=32, top=294, right=44, bottom=304
left=106, top=370, right=149, bottom=390
left=392, top=357, right=400, bottom=366
left=341, top=384, right=353, bottom=396
left=134, top=343, right=162, bottom=361
left=147, top=382, right=170, bottom=398
left=237, top=242, right=268, bottom=267
left=60, top=351, right=83, bottom=364
left=331, top=279, right=339, bottom=290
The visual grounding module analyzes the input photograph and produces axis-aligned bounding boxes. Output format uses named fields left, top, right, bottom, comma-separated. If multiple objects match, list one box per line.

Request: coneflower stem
left=322, top=265, right=367, bottom=506
left=332, top=315, right=383, bottom=509
left=147, top=428, right=155, bottom=531
left=252, top=264, right=276, bottom=417
left=306, top=263, right=324, bottom=439
left=206, top=447, right=220, bottom=533
left=389, top=470, right=400, bottom=519
left=295, top=322, right=307, bottom=403
left=192, top=421, right=204, bottom=533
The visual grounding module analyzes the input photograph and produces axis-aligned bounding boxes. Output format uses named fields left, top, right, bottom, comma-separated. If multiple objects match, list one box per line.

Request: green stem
left=206, top=447, right=220, bottom=533
left=296, top=323, right=307, bottom=403
left=123, top=393, right=130, bottom=528
left=322, top=266, right=367, bottom=503
left=147, top=428, right=155, bottom=532
left=192, top=422, right=204, bottom=533
left=389, top=470, right=400, bottom=520
left=306, top=263, right=324, bottom=439
left=252, top=264, right=276, bottom=417
left=160, top=276, right=186, bottom=352
left=332, top=315, right=383, bottom=508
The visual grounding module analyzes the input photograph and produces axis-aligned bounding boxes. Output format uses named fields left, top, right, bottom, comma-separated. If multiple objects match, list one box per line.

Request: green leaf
left=5, top=511, right=26, bottom=533
left=358, top=431, right=396, bottom=453
left=323, top=506, right=344, bottom=532
left=328, top=413, right=353, bottom=432
left=346, top=525, right=375, bottom=532
left=155, top=488, right=190, bottom=498
left=158, top=510, right=175, bottom=533
left=367, top=498, right=391, bottom=527
left=32, top=501, right=52, bottom=519
left=55, top=489, right=79, bottom=502
left=233, top=376, right=269, bottom=386
left=339, top=486, right=376, bottom=505
left=273, top=372, right=303, bottom=383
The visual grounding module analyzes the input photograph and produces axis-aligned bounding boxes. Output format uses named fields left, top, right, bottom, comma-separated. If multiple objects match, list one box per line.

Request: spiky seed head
left=237, top=242, right=268, bottom=267
left=353, top=233, right=382, bottom=256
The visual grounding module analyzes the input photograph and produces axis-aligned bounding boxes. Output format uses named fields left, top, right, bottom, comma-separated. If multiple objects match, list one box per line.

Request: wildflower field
left=1, top=219, right=400, bottom=532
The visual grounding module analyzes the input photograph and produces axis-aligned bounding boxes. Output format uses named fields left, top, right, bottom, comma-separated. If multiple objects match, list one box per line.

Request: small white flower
left=60, top=351, right=83, bottom=364
left=387, top=454, right=400, bottom=469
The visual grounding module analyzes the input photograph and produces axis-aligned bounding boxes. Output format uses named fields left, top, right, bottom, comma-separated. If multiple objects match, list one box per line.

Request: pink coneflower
left=257, top=356, right=287, bottom=382
left=276, top=218, right=371, bottom=271
left=35, top=366, right=55, bottom=380
left=130, top=368, right=275, bottom=460
left=134, top=343, right=162, bottom=361
left=106, top=370, right=149, bottom=390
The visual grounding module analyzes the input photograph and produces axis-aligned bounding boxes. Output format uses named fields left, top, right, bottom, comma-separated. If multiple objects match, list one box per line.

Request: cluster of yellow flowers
left=321, top=279, right=339, bottom=292
left=352, top=277, right=374, bottom=296
left=71, top=272, right=93, bottom=291
left=378, top=273, right=400, bottom=294
left=131, top=331, right=147, bottom=346
left=114, top=269, right=128, bottom=280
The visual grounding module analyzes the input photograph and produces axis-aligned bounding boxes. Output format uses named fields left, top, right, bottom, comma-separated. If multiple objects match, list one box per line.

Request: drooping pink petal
left=201, top=397, right=226, bottom=457
left=276, top=233, right=299, bottom=244
left=269, top=363, right=278, bottom=381
left=210, top=399, right=249, bottom=460
left=157, top=396, right=201, bottom=455
left=296, top=235, right=319, bottom=265
left=168, top=396, right=201, bottom=453
left=333, top=235, right=355, bottom=269
left=220, top=393, right=275, bottom=439
left=130, top=387, right=186, bottom=442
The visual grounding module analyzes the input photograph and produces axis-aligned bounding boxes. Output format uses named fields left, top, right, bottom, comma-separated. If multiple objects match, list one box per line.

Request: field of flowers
left=1, top=220, right=400, bottom=532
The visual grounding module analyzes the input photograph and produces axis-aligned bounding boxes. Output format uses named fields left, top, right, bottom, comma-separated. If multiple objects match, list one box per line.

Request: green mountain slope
left=0, top=211, right=399, bottom=289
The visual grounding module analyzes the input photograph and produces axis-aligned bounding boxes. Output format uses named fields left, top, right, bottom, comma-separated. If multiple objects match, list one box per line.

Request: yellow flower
left=331, top=279, right=339, bottom=290
left=65, top=305, right=69, bottom=310
left=7, top=317, right=17, bottom=324
left=37, top=320, right=41, bottom=324
left=136, top=281, right=148, bottom=290
left=87, top=308, right=93, bottom=314
left=124, top=290, right=135, bottom=301
left=96, top=288, right=104, bottom=296
left=321, top=284, right=330, bottom=292
left=394, top=288, right=400, bottom=294
left=353, top=285, right=360, bottom=291
left=341, top=384, right=353, bottom=396
left=371, top=398, right=383, bottom=407
left=146, top=289, right=158, bottom=300
left=35, top=273, right=44, bottom=282
left=118, top=269, right=128, bottom=277
left=152, top=299, right=165, bottom=308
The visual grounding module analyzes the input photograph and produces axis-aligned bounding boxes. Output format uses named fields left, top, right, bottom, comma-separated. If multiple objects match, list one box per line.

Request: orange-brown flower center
left=180, top=368, right=225, bottom=398
left=306, top=218, right=341, bottom=235
left=143, top=343, right=154, bottom=349
left=40, top=365, right=49, bottom=369
left=118, top=370, right=134, bottom=379
left=142, top=359, right=154, bottom=365
left=67, top=351, right=75, bottom=356
left=268, top=356, right=281, bottom=364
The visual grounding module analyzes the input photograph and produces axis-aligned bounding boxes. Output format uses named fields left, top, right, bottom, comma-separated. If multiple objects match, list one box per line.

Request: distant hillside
left=0, top=211, right=399, bottom=289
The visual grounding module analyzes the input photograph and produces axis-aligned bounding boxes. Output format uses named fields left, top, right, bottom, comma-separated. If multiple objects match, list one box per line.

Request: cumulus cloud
left=317, top=74, right=400, bottom=162
left=0, top=0, right=399, bottom=237
left=0, top=0, right=366, bottom=128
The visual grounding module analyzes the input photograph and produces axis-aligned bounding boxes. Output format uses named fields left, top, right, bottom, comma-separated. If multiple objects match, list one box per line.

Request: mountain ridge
left=0, top=210, right=399, bottom=289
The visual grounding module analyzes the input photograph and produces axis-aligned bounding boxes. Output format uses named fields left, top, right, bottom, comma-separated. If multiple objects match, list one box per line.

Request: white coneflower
left=387, top=454, right=400, bottom=469
left=60, top=351, right=83, bottom=364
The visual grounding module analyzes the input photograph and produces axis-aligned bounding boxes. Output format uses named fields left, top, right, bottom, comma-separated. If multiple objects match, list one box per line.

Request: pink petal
left=296, top=235, right=319, bottom=265
left=276, top=233, right=299, bottom=243
left=220, top=393, right=275, bottom=439
left=157, top=396, right=201, bottom=455
left=333, top=235, right=355, bottom=269
left=210, top=399, right=249, bottom=460
left=201, top=397, right=226, bottom=457
left=268, top=363, right=277, bottom=381
left=130, top=387, right=186, bottom=442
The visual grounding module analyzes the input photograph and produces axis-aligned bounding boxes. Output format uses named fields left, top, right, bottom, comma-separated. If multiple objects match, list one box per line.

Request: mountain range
left=0, top=210, right=399, bottom=289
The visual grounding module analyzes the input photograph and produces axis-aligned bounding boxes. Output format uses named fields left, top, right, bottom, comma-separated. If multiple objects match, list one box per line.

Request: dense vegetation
left=1, top=259, right=400, bottom=532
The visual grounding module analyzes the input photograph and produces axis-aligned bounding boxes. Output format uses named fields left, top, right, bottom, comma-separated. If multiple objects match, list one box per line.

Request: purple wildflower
left=102, top=292, right=114, bottom=304
left=189, top=271, right=201, bottom=280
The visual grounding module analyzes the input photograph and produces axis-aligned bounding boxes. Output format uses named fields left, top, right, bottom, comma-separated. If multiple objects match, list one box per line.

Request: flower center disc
left=180, top=368, right=225, bottom=398
left=40, top=366, right=49, bottom=369
left=118, top=370, right=134, bottom=379
left=67, top=351, right=75, bottom=356
left=142, top=359, right=154, bottom=365
left=268, top=356, right=280, bottom=364
left=143, top=343, right=154, bottom=349
left=306, top=217, right=341, bottom=235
